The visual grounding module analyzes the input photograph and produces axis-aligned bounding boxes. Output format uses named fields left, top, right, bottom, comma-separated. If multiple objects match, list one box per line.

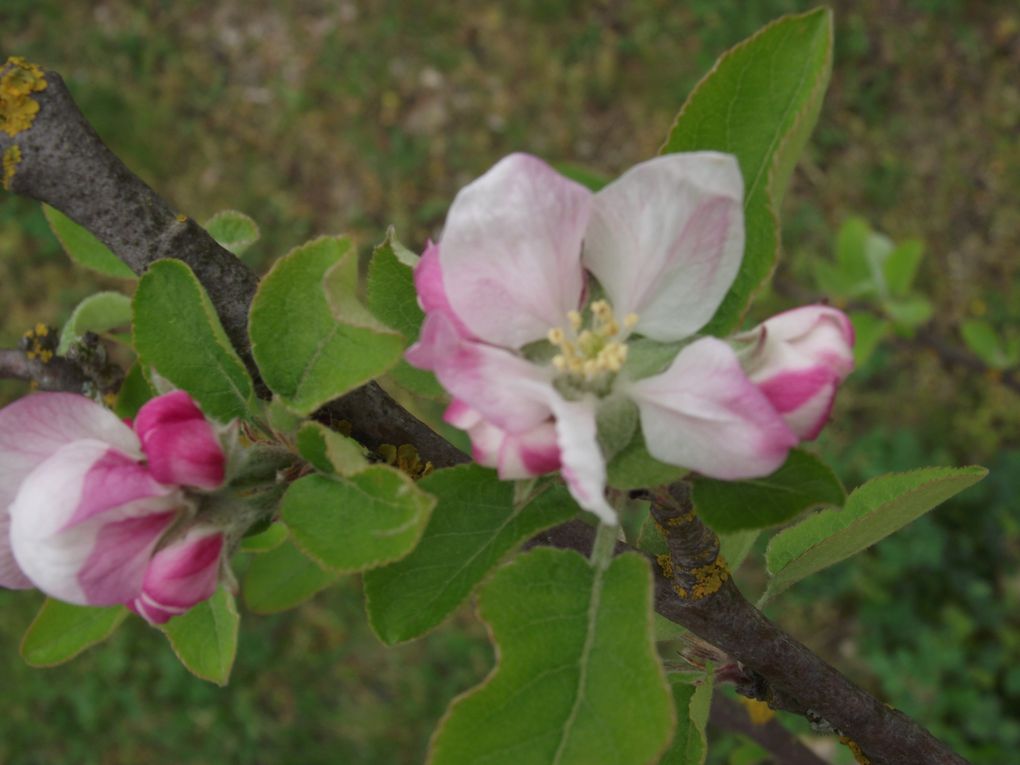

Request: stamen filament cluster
left=547, top=300, right=637, bottom=382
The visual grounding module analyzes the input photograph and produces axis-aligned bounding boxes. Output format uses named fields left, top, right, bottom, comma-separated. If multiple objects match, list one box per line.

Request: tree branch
left=0, top=348, right=88, bottom=392
left=1, top=58, right=971, bottom=765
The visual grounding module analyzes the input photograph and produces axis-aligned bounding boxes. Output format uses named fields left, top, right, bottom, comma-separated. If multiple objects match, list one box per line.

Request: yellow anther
left=546, top=302, right=639, bottom=384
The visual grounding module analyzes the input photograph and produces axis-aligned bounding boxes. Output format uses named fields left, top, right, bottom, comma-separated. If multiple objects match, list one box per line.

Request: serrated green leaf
left=428, top=548, right=673, bottom=765
left=764, top=466, right=987, bottom=603
left=883, top=239, right=924, bottom=296
left=662, top=9, right=833, bottom=334
left=607, top=429, right=687, bottom=491
left=204, top=210, right=260, bottom=256
left=58, top=291, right=133, bottom=353
left=133, top=259, right=255, bottom=422
left=663, top=671, right=714, bottom=765
left=162, top=588, right=239, bottom=686
left=20, top=600, right=127, bottom=667
left=282, top=466, right=435, bottom=573
left=242, top=539, right=339, bottom=613
left=365, top=231, right=446, bottom=398
left=364, top=465, right=578, bottom=644
left=249, top=236, right=405, bottom=415
left=849, top=311, right=889, bottom=367
left=43, top=204, right=136, bottom=279
left=961, top=319, right=1009, bottom=369
left=295, top=421, right=369, bottom=476
left=694, top=450, right=845, bottom=533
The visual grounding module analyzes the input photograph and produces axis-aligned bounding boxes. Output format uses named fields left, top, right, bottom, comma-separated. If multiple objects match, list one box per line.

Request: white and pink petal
left=410, top=315, right=555, bottom=433
left=583, top=152, right=744, bottom=342
left=627, top=337, right=797, bottom=480
left=8, top=439, right=181, bottom=605
left=438, top=153, right=591, bottom=349
left=0, top=392, right=140, bottom=512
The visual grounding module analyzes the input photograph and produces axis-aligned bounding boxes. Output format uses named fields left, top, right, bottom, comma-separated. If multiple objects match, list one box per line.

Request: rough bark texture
left=1, top=59, right=972, bottom=765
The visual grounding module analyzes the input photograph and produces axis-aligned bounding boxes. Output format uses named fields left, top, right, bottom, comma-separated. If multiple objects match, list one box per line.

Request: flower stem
left=589, top=520, right=618, bottom=572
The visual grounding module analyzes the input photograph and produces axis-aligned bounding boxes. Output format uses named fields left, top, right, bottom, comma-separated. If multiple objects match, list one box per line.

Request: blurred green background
left=1, top=1, right=1018, bottom=763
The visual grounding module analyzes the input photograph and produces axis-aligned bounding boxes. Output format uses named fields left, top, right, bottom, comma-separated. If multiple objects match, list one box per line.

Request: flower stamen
left=547, top=300, right=636, bottom=385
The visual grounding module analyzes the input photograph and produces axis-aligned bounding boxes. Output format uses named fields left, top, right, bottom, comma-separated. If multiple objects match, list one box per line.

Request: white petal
left=627, top=338, right=796, bottom=479
left=544, top=394, right=616, bottom=524
left=584, top=153, right=744, bottom=341
left=440, top=154, right=591, bottom=348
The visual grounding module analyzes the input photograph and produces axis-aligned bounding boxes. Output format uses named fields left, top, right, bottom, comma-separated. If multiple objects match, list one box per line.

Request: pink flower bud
left=129, top=525, right=224, bottom=624
left=0, top=392, right=227, bottom=617
left=739, top=306, right=855, bottom=440
left=134, top=391, right=225, bottom=490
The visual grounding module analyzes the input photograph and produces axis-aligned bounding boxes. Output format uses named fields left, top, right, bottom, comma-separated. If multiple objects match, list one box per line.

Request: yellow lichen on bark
left=738, top=697, right=776, bottom=725
left=2, top=145, right=20, bottom=190
left=839, top=736, right=872, bottom=765
left=1, top=57, right=48, bottom=137
left=673, top=555, right=729, bottom=600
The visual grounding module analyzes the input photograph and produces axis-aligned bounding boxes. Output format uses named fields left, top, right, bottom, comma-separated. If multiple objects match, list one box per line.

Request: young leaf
left=242, top=539, right=339, bottom=614
left=883, top=239, right=924, bottom=297
left=364, top=465, right=578, bottom=644
left=764, top=466, right=987, bottom=603
left=884, top=295, right=933, bottom=333
left=849, top=311, right=889, bottom=367
left=58, top=291, right=133, bottom=353
left=295, top=421, right=369, bottom=476
left=239, top=522, right=289, bottom=553
left=693, top=449, right=845, bottom=533
left=282, top=466, right=435, bottom=573
left=961, top=319, right=1011, bottom=369
left=204, top=210, right=260, bottom=256
left=20, top=600, right=127, bottom=667
left=162, top=588, right=239, bottom=686
left=606, top=429, right=687, bottom=491
left=113, top=362, right=156, bottom=419
left=133, top=259, right=255, bottom=422
left=365, top=231, right=445, bottom=398
left=43, top=204, right=136, bottom=279
left=663, top=671, right=714, bottom=765
left=249, top=236, right=404, bottom=415
left=662, top=8, right=833, bottom=334
left=428, top=548, right=673, bottom=765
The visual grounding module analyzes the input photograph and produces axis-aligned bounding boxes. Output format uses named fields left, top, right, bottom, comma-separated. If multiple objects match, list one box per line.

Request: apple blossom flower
left=737, top=306, right=855, bottom=440
left=407, top=152, right=852, bottom=523
left=0, top=390, right=226, bottom=621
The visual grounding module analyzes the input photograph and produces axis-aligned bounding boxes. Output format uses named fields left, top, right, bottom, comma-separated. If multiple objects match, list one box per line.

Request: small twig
left=0, top=348, right=89, bottom=392
left=709, top=693, right=829, bottom=765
